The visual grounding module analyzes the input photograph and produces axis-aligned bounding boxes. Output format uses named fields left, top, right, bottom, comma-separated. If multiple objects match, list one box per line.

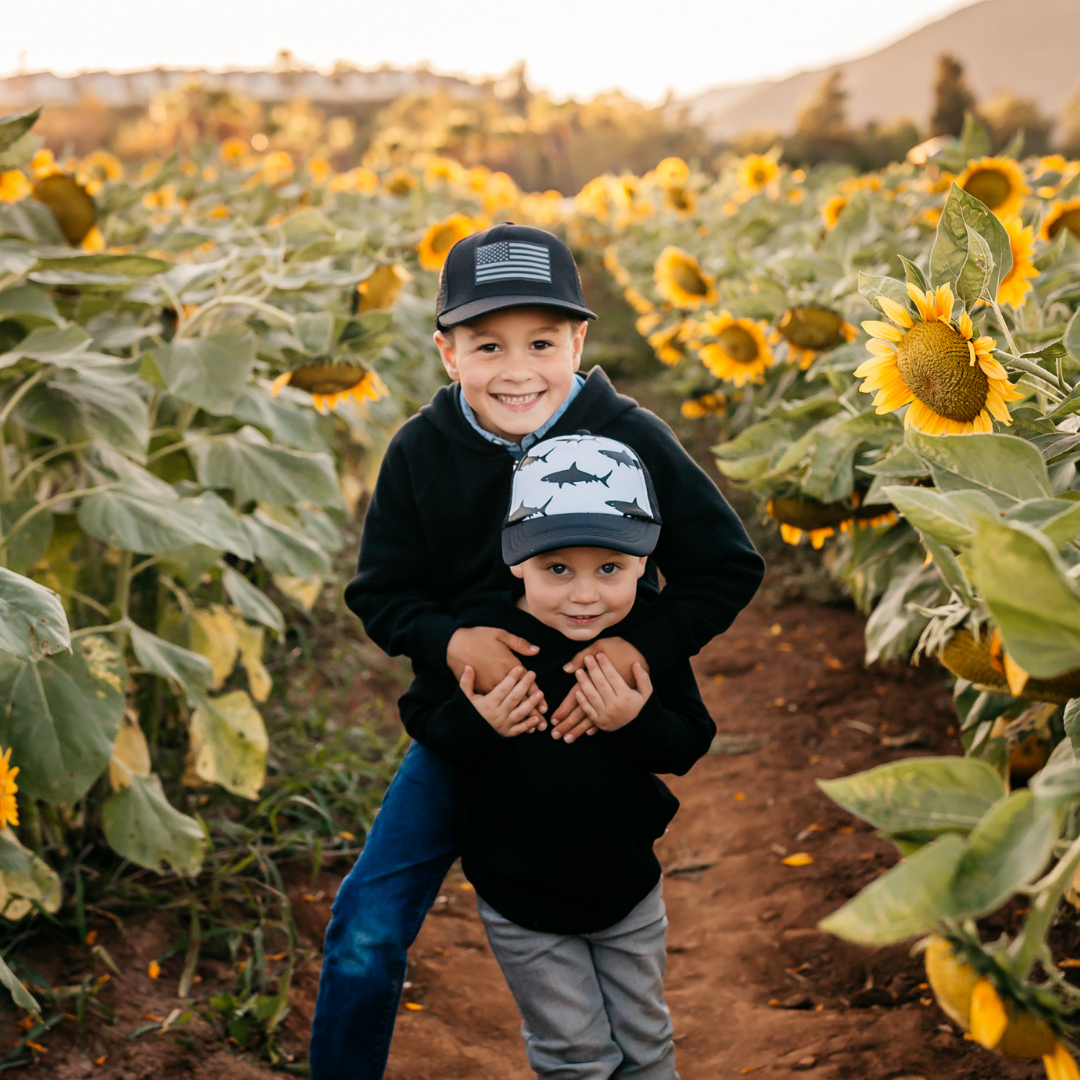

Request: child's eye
left=547, top=563, right=568, bottom=575
left=477, top=342, right=500, bottom=353
left=599, top=563, right=619, bottom=575
left=531, top=339, right=554, bottom=350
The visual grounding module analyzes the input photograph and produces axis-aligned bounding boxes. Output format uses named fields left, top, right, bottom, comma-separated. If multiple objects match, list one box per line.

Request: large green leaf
left=191, top=427, right=341, bottom=508
left=930, top=183, right=1012, bottom=302
left=185, top=691, right=268, bottom=800
left=882, top=485, right=996, bottom=550
left=230, top=387, right=329, bottom=452
left=863, top=559, right=939, bottom=664
left=79, top=487, right=253, bottom=558
left=0, top=324, right=91, bottom=368
left=101, top=773, right=206, bottom=877
left=0, top=108, right=42, bottom=155
left=31, top=253, right=170, bottom=277
left=0, top=499, right=53, bottom=576
left=221, top=566, right=284, bottom=634
left=858, top=273, right=911, bottom=315
left=908, top=430, right=1051, bottom=507
left=0, top=568, right=70, bottom=663
left=818, top=834, right=965, bottom=945
left=151, top=331, right=255, bottom=415
left=0, top=635, right=124, bottom=803
left=295, top=312, right=335, bottom=354
left=126, top=623, right=212, bottom=705
left=240, top=509, right=332, bottom=578
left=819, top=757, right=1005, bottom=842
left=0, top=285, right=60, bottom=324
left=971, top=516, right=1080, bottom=678
left=947, top=792, right=1058, bottom=918
left=0, top=951, right=38, bottom=1012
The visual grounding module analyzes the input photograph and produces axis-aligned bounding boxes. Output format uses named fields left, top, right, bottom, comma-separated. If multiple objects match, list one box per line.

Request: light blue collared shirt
left=458, top=374, right=586, bottom=461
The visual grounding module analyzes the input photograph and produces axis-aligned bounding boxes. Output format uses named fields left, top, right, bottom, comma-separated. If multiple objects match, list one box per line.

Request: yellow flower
left=576, top=176, right=613, bottom=221
left=30, top=148, right=58, bottom=179
left=81, top=226, right=105, bottom=252
left=1036, top=154, right=1067, bottom=176
left=970, top=979, right=1008, bottom=1049
left=624, top=287, right=654, bottom=316
left=0, top=747, right=18, bottom=828
left=203, top=166, right=218, bottom=182
left=854, top=283, right=1022, bottom=434
left=417, top=214, right=476, bottom=272
left=467, top=165, right=492, bottom=192
left=647, top=322, right=687, bottom=365
left=680, top=392, right=725, bottom=419
left=821, top=194, right=848, bottom=229
left=956, top=156, right=1029, bottom=219
left=1045, top=1042, right=1080, bottom=1080
left=602, top=246, right=630, bottom=286
left=0, top=170, right=31, bottom=203
left=80, top=150, right=123, bottom=183
left=385, top=169, right=417, bottom=196
left=260, top=151, right=295, bottom=185
left=997, top=218, right=1037, bottom=308
left=219, top=137, right=249, bottom=164
left=329, top=167, right=379, bottom=195
left=636, top=312, right=662, bottom=336
left=208, top=204, right=231, bottom=220
left=271, top=364, right=389, bottom=414
left=778, top=306, right=858, bottom=369
left=141, top=184, right=177, bottom=211
left=839, top=173, right=882, bottom=197
left=483, top=171, right=519, bottom=214
left=654, top=157, right=690, bottom=188
left=424, top=156, right=465, bottom=186
left=653, top=247, right=717, bottom=310
left=737, top=154, right=779, bottom=193
left=1041, top=199, right=1080, bottom=242
left=358, top=264, right=411, bottom=312
left=306, top=156, right=333, bottom=186
left=663, top=185, right=697, bottom=217
left=517, top=189, right=564, bottom=227
left=696, top=311, right=775, bottom=387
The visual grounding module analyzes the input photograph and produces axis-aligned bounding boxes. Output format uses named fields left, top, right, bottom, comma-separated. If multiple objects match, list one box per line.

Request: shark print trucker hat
left=501, top=434, right=661, bottom=565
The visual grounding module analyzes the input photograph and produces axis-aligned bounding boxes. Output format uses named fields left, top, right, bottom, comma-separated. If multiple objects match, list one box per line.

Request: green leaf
left=185, top=691, right=268, bottom=800
left=971, top=516, right=1080, bottom=678
left=0, top=108, right=41, bottom=155
left=818, top=834, right=965, bottom=945
left=0, top=567, right=70, bottom=662
left=150, top=331, right=255, bottom=415
left=0, top=842, right=61, bottom=922
left=959, top=112, right=991, bottom=159
left=0, top=499, right=52, bottom=577
left=908, top=430, right=1051, bottom=507
left=958, top=223, right=993, bottom=308
left=79, top=488, right=253, bottom=559
left=858, top=445, right=930, bottom=478
left=240, top=509, right=332, bottom=579
left=930, top=184, right=1012, bottom=302
left=881, top=485, right=996, bottom=549
left=1066, top=699, right=1080, bottom=755
left=1008, top=498, right=1080, bottom=547
left=101, top=773, right=206, bottom=877
left=0, top=950, right=39, bottom=1013
left=0, top=324, right=90, bottom=367
left=0, top=635, right=124, bottom=804
left=947, top=792, right=1057, bottom=918
left=818, top=757, right=1005, bottom=843
left=1064, top=308, right=1080, bottom=367
left=30, top=253, right=170, bottom=277
left=0, top=833, right=29, bottom=876
left=294, top=312, right=335, bottom=355
left=0, top=285, right=60, bottom=324
left=858, top=273, right=910, bottom=315
left=221, top=567, right=284, bottom=635
left=922, top=533, right=975, bottom=603
left=898, top=256, right=929, bottom=293
left=1030, top=756, right=1080, bottom=808
left=191, top=426, right=341, bottom=508
left=863, top=559, right=939, bottom=664
left=230, top=387, right=329, bottom=452
left=126, top=623, right=212, bottom=705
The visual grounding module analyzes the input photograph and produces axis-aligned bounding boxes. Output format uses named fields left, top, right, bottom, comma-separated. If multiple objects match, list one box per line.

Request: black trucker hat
left=435, top=222, right=598, bottom=330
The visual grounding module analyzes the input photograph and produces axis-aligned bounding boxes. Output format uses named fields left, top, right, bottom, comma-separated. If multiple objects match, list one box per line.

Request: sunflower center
left=672, top=261, right=708, bottom=296
left=717, top=325, right=760, bottom=364
left=779, top=306, right=844, bottom=350
left=288, top=363, right=366, bottom=395
left=431, top=226, right=457, bottom=254
left=1048, top=208, right=1080, bottom=241
left=894, top=321, right=988, bottom=423
left=752, top=168, right=767, bottom=185
left=961, top=168, right=1011, bottom=211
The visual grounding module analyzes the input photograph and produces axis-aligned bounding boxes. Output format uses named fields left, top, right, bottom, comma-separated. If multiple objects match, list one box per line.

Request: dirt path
left=17, top=600, right=1047, bottom=1080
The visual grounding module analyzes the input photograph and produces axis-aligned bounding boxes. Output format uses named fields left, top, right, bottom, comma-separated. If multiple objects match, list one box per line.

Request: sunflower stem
left=996, top=353, right=1065, bottom=400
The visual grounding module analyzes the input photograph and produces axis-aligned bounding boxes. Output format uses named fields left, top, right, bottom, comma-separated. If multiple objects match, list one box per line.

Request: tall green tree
left=930, top=54, right=976, bottom=138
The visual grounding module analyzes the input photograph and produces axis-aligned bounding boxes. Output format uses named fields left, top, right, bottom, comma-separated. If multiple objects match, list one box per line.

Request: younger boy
left=309, top=224, right=763, bottom=1079
left=400, top=434, right=715, bottom=1079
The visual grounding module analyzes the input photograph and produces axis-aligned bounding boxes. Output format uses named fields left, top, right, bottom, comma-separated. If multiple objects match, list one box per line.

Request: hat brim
left=502, top=513, right=659, bottom=566
left=438, top=294, right=597, bottom=330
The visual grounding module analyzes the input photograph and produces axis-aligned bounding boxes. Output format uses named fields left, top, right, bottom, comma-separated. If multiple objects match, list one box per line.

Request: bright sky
left=4, top=0, right=980, bottom=102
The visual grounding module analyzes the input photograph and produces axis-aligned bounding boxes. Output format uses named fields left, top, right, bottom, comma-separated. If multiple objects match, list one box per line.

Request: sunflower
left=647, top=322, right=686, bottom=365
left=654, top=157, right=690, bottom=188
left=260, top=151, right=295, bottom=185
left=0, top=747, right=18, bottom=829
left=855, top=283, right=1022, bottom=434
left=384, top=169, right=418, bottom=196
left=306, top=156, right=333, bottom=186
left=821, top=194, right=848, bottom=229
left=328, top=167, right=379, bottom=195
left=0, top=170, right=31, bottom=203
left=33, top=173, right=96, bottom=244
left=81, top=226, right=105, bottom=252
left=603, top=246, right=631, bottom=287
left=482, top=171, right=519, bottom=214
left=517, top=189, right=564, bottom=227
left=696, top=311, right=775, bottom=386
left=624, top=287, right=655, bottom=316
left=271, top=363, right=389, bottom=414
left=358, top=264, right=411, bottom=312
left=956, top=156, right=1029, bottom=218
left=680, top=392, right=726, bottom=419
left=417, top=214, right=476, bottom=271
left=663, top=185, right=697, bottom=217
left=80, top=150, right=123, bottom=184
left=220, top=137, right=250, bottom=165
left=575, top=176, right=612, bottom=221
left=736, top=154, right=779, bottom=193
left=768, top=497, right=851, bottom=549
left=30, top=148, right=59, bottom=179
left=636, top=312, right=662, bottom=336
left=1041, top=199, right=1080, bottom=242
left=997, top=218, right=1037, bottom=308
left=654, top=247, right=718, bottom=310
left=777, top=306, right=858, bottom=369
left=424, top=156, right=465, bottom=186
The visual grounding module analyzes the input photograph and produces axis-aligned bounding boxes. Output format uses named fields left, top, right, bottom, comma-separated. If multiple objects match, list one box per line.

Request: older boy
left=399, top=434, right=715, bottom=1079
left=309, top=224, right=763, bottom=1079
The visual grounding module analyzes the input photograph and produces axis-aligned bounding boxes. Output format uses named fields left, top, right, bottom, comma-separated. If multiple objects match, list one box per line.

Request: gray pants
left=475, top=882, right=678, bottom=1080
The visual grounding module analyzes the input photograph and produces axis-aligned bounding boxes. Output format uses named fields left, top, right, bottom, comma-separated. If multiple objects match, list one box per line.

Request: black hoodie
left=345, top=367, right=764, bottom=674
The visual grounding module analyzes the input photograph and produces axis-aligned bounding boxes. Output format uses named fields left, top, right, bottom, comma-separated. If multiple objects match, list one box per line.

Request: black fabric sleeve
left=615, top=412, right=765, bottom=673
left=343, top=434, right=462, bottom=670
left=605, top=661, right=715, bottom=775
left=397, top=681, right=503, bottom=766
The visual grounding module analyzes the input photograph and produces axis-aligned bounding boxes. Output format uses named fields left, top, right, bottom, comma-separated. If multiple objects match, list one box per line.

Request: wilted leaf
left=0, top=839, right=61, bottom=921
left=189, top=606, right=240, bottom=690
left=236, top=622, right=271, bottom=703
left=272, top=574, right=323, bottom=611
left=0, top=567, right=70, bottom=662
left=184, top=691, right=268, bottom=800
left=108, top=712, right=152, bottom=790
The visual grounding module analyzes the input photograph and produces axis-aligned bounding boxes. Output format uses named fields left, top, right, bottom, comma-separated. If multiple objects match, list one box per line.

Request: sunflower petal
left=269, top=371, right=292, bottom=396
left=878, top=296, right=914, bottom=328
left=958, top=309, right=973, bottom=339
left=934, top=285, right=955, bottom=321
left=861, top=320, right=904, bottom=342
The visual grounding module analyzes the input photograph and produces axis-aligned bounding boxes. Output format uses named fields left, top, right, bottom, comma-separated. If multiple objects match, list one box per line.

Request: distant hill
left=684, top=0, right=1080, bottom=140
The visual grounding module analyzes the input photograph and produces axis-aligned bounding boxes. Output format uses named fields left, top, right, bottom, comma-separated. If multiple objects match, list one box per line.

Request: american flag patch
left=475, top=241, right=551, bottom=284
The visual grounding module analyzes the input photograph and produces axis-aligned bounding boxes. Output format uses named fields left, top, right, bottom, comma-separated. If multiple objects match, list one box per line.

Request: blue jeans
left=309, top=742, right=458, bottom=1080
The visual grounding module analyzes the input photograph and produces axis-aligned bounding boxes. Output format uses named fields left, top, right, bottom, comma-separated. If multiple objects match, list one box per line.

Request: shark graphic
left=541, top=465, right=613, bottom=488
left=598, top=448, right=642, bottom=471
left=605, top=497, right=653, bottom=520
left=519, top=447, right=555, bottom=468
left=506, top=496, right=553, bottom=524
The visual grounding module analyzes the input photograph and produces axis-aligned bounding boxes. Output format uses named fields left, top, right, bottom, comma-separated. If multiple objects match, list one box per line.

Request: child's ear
left=634, top=556, right=647, bottom=579
left=570, top=320, right=587, bottom=372
left=509, top=563, right=525, bottom=579
left=433, top=330, right=460, bottom=381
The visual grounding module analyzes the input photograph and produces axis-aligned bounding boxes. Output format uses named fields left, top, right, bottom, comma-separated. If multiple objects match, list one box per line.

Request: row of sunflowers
left=4, top=96, right=1080, bottom=1073
left=577, top=119, right=1080, bottom=1078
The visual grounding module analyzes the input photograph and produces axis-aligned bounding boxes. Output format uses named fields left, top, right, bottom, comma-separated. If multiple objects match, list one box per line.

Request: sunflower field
left=7, top=87, right=1080, bottom=1075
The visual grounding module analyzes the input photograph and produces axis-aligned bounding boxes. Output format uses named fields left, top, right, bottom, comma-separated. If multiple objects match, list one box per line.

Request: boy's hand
left=448, top=626, right=546, bottom=711
left=460, top=665, right=547, bottom=737
left=550, top=637, right=648, bottom=742
left=573, top=655, right=653, bottom=732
